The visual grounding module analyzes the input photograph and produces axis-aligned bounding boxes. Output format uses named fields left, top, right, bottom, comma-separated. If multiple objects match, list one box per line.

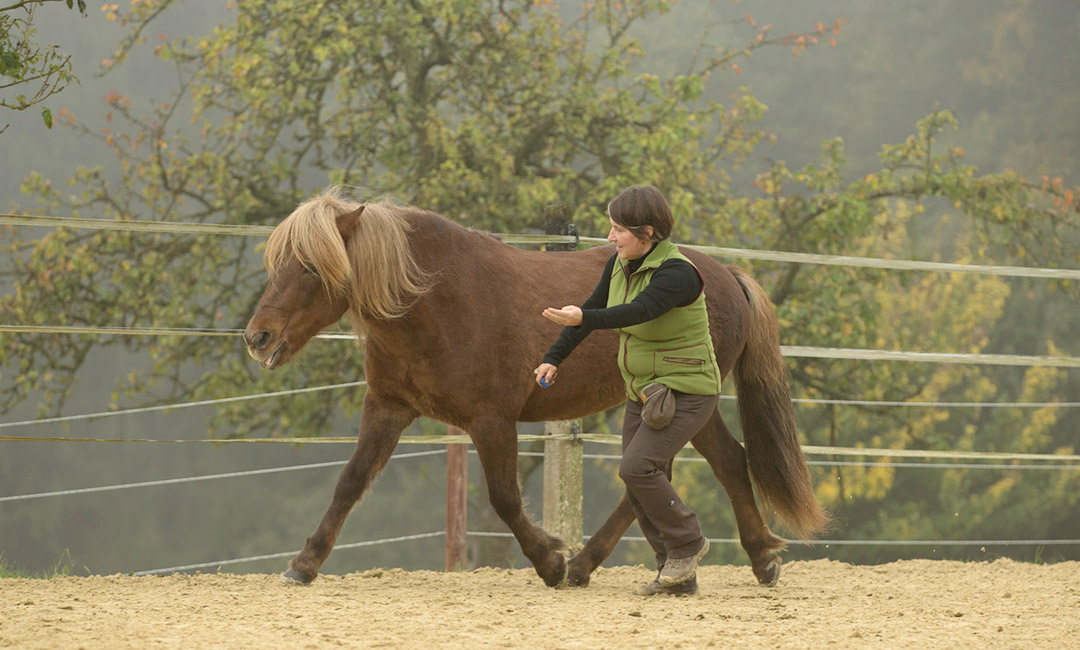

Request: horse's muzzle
left=244, top=328, right=287, bottom=370
left=247, top=341, right=286, bottom=370
left=245, top=329, right=273, bottom=351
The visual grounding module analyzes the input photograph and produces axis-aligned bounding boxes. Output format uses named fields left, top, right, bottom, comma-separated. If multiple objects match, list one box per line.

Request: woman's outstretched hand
left=542, top=305, right=583, bottom=327
left=536, top=305, right=580, bottom=388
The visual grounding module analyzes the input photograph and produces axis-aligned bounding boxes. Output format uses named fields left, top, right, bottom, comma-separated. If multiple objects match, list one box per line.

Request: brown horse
left=244, top=187, right=828, bottom=589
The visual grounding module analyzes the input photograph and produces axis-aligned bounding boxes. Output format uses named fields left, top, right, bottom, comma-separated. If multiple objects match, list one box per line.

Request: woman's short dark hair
left=607, top=184, right=673, bottom=241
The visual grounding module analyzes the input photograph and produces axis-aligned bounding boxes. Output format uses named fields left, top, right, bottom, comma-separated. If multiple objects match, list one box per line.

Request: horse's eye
left=302, top=265, right=318, bottom=276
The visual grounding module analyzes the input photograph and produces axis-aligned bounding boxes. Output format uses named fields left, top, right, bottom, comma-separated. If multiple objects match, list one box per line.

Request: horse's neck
left=401, top=209, right=511, bottom=281
left=363, top=209, right=501, bottom=350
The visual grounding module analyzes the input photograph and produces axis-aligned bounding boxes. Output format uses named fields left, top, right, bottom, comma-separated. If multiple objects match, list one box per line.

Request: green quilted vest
left=608, top=238, right=722, bottom=401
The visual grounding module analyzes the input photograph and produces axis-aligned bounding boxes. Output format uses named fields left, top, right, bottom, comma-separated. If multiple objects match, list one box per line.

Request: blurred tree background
left=0, top=0, right=87, bottom=135
left=1, top=0, right=1077, bottom=576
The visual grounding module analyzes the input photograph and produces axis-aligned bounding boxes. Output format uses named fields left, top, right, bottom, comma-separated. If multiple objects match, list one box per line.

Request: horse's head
left=244, top=190, right=432, bottom=371
left=244, top=202, right=363, bottom=371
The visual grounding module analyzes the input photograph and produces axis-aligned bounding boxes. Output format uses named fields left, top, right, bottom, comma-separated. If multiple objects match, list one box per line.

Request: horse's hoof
left=543, top=551, right=570, bottom=589
left=566, top=571, right=591, bottom=588
left=566, top=555, right=592, bottom=588
left=280, top=569, right=315, bottom=586
left=756, top=557, right=781, bottom=588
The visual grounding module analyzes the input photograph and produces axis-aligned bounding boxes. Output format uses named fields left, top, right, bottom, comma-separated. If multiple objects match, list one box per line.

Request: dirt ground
left=2, top=559, right=1077, bottom=649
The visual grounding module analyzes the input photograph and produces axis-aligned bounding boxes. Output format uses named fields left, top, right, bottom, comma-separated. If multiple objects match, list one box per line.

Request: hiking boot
left=658, top=538, right=710, bottom=586
left=634, top=574, right=699, bottom=597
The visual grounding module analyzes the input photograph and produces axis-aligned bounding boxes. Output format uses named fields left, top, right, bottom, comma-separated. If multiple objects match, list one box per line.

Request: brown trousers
left=620, top=391, right=718, bottom=564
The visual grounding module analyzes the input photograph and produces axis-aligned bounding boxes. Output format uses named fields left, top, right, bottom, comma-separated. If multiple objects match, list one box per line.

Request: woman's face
left=607, top=218, right=653, bottom=260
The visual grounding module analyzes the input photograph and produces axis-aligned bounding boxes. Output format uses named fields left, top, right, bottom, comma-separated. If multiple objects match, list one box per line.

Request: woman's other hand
left=542, top=305, right=583, bottom=327
left=534, top=363, right=558, bottom=388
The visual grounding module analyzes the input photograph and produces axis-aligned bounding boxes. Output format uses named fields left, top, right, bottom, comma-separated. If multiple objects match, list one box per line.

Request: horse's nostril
left=251, top=330, right=272, bottom=351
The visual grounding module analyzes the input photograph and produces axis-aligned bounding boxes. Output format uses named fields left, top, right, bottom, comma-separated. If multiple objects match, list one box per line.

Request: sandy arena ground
left=2, top=559, right=1077, bottom=649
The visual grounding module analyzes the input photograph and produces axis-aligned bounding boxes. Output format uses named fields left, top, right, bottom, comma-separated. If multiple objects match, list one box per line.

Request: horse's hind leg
left=282, top=392, right=418, bottom=585
left=691, top=409, right=786, bottom=587
left=470, top=417, right=568, bottom=588
left=566, top=494, right=636, bottom=587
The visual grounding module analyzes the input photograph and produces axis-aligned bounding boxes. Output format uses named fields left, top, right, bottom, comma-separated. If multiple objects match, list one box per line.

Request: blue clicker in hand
left=539, top=377, right=552, bottom=388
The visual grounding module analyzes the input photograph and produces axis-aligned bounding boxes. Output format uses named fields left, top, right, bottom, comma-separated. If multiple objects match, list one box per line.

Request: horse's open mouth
left=257, top=342, right=286, bottom=371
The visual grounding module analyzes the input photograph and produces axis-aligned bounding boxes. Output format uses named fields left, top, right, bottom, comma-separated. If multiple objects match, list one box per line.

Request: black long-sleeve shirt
left=542, top=246, right=703, bottom=366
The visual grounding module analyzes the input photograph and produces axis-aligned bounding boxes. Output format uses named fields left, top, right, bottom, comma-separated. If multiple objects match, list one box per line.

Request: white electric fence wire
left=3, top=431, right=1077, bottom=463
left=0, top=215, right=278, bottom=237
left=515, top=451, right=1080, bottom=471
left=781, top=345, right=1080, bottom=368
left=468, top=531, right=1080, bottom=546
left=579, top=235, right=1080, bottom=280
left=5, top=447, right=1076, bottom=504
left=779, top=396, right=1080, bottom=408
left=0, top=214, right=576, bottom=246
left=0, top=324, right=357, bottom=340
left=797, top=444, right=1080, bottom=462
left=778, top=539, right=1080, bottom=547
left=133, top=531, right=448, bottom=576
left=135, top=531, right=1080, bottom=576
left=3, top=324, right=1077, bottom=367
left=0, top=461, right=344, bottom=502
left=4, top=214, right=1079, bottom=279
left=0, top=382, right=367, bottom=430
left=525, top=437, right=1080, bottom=463
left=3, top=390, right=1074, bottom=434
left=0, top=450, right=446, bottom=503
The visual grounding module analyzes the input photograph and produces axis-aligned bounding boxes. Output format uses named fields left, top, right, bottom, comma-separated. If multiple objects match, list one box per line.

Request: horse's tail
left=729, top=266, right=830, bottom=539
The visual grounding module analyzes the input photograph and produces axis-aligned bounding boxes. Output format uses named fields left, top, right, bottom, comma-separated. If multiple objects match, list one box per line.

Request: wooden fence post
left=542, top=203, right=574, bottom=251
left=542, top=419, right=583, bottom=552
left=541, top=204, right=584, bottom=551
left=445, top=425, right=468, bottom=571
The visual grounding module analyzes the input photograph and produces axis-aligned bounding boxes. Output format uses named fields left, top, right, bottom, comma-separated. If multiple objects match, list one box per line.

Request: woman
left=535, top=184, right=721, bottom=597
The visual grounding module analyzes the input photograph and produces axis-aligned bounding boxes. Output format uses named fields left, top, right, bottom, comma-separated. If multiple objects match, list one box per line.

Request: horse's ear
left=336, top=206, right=364, bottom=244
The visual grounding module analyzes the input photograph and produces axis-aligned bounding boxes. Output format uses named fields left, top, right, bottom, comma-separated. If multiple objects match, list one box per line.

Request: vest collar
left=619, top=238, right=676, bottom=275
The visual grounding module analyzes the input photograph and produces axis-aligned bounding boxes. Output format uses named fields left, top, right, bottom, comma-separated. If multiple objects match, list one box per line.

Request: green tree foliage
left=3, top=0, right=846, bottom=431
left=0, top=0, right=87, bottom=133
left=2, top=0, right=1078, bottom=567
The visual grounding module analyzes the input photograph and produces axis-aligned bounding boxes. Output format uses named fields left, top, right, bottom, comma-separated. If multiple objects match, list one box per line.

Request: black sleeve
left=579, top=259, right=702, bottom=331
left=542, top=254, right=618, bottom=366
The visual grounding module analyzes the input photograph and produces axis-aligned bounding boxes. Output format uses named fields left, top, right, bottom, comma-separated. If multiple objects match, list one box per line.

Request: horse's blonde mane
left=264, top=187, right=432, bottom=333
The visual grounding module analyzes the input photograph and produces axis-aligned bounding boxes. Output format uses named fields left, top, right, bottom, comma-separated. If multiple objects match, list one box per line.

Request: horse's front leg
left=470, top=416, right=568, bottom=588
left=282, top=392, right=418, bottom=585
left=566, top=493, right=636, bottom=587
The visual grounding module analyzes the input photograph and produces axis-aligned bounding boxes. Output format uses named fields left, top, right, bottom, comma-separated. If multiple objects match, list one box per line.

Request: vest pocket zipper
left=662, top=356, right=705, bottom=366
